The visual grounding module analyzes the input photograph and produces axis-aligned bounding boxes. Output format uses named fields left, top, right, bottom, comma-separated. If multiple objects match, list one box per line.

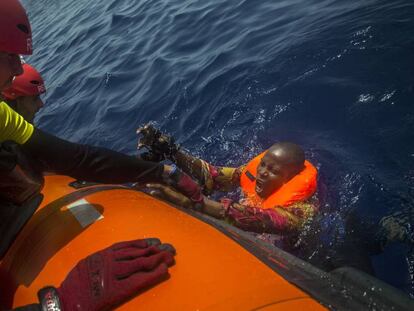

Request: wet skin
left=255, top=151, right=291, bottom=199
left=0, top=52, right=23, bottom=90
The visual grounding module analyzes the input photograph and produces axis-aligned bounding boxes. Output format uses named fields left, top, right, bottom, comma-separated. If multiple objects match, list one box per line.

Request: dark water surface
left=22, top=0, right=414, bottom=297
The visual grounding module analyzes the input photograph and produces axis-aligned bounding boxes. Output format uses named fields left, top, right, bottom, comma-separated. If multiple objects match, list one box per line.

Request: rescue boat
left=1, top=175, right=412, bottom=310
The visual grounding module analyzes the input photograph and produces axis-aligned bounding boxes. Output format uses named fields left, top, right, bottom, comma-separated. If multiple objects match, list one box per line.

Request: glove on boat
left=37, top=238, right=175, bottom=311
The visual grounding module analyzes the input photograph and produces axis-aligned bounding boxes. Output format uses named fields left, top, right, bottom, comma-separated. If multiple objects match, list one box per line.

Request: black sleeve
left=21, top=128, right=164, bottom=184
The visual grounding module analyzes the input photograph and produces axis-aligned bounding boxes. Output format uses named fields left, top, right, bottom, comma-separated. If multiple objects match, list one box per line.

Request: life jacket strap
left=245, top=170, right=256, bottom=182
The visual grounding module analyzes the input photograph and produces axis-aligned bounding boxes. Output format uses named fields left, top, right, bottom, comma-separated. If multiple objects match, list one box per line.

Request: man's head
left=0, top=0, right=32, bottom=90
left=255, top=142, right=305, bottom=198
left=2, top=63, right=46, bottom=122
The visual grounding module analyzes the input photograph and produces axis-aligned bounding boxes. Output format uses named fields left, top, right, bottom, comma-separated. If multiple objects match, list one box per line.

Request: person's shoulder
left=0, top=100, right=34, bottom=144
left=0, top=100, right=14, bottom=114
left=0, top=100, right=11, bottom=119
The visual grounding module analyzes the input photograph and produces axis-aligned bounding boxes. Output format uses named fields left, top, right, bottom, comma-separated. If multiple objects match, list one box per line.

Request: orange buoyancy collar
left=240, top=152, right=317, bottom=209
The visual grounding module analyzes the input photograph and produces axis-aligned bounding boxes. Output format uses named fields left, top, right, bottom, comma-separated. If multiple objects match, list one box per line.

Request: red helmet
left=0, top=0, right=32, bottom=55
left=2, top=63, right=45, bottom=99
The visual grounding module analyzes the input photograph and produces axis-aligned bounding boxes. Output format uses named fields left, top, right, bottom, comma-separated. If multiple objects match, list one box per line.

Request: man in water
left=137, top=124, right=318, bottom=243
left=138, top=125, right=414, bottom=276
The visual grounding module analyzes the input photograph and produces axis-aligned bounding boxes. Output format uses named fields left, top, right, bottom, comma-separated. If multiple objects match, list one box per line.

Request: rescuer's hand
left=136, top=123, right=180, bottom=162
left=38, top=238, right=175, bottom=311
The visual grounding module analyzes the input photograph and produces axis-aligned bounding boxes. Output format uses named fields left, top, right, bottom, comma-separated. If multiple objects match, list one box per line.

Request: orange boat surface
left=2, top=175, right=326, bottom=310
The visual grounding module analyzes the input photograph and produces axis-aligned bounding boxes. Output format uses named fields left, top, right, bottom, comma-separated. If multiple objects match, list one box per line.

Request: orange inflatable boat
left=1, top=175, right=412, bottom=310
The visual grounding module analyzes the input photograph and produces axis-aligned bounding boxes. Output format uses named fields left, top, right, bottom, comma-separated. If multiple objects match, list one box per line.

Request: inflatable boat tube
left=1, top=175, right=413, bottom=310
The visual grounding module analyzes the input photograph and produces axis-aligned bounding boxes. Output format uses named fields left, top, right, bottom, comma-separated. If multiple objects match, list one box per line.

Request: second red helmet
left=2, top=63, right=46, bottom=100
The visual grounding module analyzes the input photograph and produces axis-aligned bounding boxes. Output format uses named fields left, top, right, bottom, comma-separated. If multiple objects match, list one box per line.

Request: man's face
left=15, top=95, right=44, bottom=123
left=0, top=51, right=23, bottom=91
left=255, top=152, right=289, bottom=198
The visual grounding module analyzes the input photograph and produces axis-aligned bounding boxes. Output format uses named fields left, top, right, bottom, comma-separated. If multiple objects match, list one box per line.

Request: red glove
left=38, top=238, right=175, bottom=311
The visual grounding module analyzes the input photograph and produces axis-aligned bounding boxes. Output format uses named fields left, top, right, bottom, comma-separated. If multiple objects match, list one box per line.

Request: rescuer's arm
left=21, top=128, right=165, bottom=184
left=21, top=129, right=203, bottom=201
left=0, top=102, right=199, bottom=200
left=0, top=102, right=165, bottom=183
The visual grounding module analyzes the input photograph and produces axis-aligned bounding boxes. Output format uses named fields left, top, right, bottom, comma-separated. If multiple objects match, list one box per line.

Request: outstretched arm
left=202, top=198, right=315, bottom=234
left=145, top=183, right=315, bottom=234
left=22, top=128, right=165, bottom=184
left=21, top=129, right=203, bottom=205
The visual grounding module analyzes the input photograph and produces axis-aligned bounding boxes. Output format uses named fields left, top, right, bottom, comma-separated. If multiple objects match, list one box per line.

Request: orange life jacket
left=240, top=152, right=317, bottom=209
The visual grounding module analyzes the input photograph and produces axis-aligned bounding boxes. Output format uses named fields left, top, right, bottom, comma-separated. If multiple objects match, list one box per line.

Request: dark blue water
left=22, top=0, right=414, bottom=297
